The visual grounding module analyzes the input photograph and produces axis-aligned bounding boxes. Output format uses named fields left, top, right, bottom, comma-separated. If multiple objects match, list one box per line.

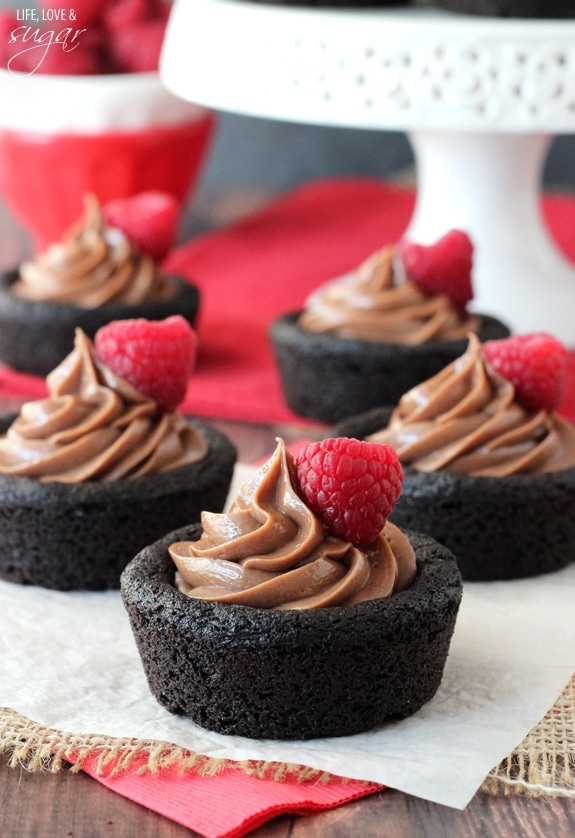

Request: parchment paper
left=1, top=466, right=573, bottom=810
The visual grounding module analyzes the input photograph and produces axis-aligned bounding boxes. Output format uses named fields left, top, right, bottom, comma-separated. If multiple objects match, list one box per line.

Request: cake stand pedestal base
left=405, top=130, right=575, bottom=346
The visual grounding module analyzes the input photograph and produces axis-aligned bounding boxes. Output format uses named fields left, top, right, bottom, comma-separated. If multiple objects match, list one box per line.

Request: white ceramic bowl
left=0, top=69, right=214, bottom=247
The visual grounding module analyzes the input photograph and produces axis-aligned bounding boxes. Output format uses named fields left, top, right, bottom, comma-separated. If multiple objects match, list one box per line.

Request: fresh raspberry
left=34, top=35, right=101, bottom=75
left=0, top=11, right=51, bottom=73
left=0, top=8, right=17, bottom=40
left=79, top=24, right=114, bottom=73
left=103, top=0, right=158, bottom=30
left=0, top=11, right=29, bottom=72
left=295, top=437, right=403, bottom=544
left=398, top=229, right=474, bottom=310
left=104, top=191, right=179, bottom=262
left=148, top=0, right=172, bottom=24
left=94, top=316, right=197, bottom=413
left=108, top=19, right=166, bottom=72
left=3, top=2, right=172, bottom=76
left=37, top=0, right=103, bottom=29
left=483, top=332, right=567, bottom=414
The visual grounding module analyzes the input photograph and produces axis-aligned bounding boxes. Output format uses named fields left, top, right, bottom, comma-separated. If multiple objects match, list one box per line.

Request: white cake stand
left=161, top=0, right=575, bottom=345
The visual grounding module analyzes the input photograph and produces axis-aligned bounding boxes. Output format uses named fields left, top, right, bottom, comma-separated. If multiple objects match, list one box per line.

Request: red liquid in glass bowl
left=0, top=70, right=215, bottom=248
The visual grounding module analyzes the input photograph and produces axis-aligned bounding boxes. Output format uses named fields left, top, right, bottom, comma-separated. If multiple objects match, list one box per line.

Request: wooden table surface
left=0, top=193, right=574, bottom=837
left=2, top=753, right=575, bottom=838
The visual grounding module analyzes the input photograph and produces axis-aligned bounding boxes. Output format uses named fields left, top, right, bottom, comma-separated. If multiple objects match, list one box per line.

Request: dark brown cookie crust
left=336, top=406, right=575, bottom=581
left=121, top=523, right=462, bottom=741
left=0, top=417, right=236, bottom=591
left=270, top=311, right=510, bottom=423
left=0, top=269, right=201, bottom=377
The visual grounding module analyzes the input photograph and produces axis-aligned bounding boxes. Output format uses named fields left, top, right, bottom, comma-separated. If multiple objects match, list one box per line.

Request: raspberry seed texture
left=295, top=437, right=403, bottom=544
left=483, top=332, right=567, bottom=414
left=94, top=315, right=197, bottom=414
left=104, top=191, right=179, bottom=262
left=398, top=229, right=474, bottom=310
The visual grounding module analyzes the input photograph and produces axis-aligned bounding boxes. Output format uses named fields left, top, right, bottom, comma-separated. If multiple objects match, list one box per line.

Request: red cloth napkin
left=1, top=177, right=574, bottom=423
left=64, top=751, right=381, bottom=838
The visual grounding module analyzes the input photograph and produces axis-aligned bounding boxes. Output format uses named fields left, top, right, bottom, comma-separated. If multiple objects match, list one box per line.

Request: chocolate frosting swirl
left=13, top=194, right=174, bottom=308
left=170, top=438, right=416, bottom=610
left=0, top=329, right=207, bottom=483
left=298, top=245, right=479, bottom=344
left=368, top=333, right=575, bottom=476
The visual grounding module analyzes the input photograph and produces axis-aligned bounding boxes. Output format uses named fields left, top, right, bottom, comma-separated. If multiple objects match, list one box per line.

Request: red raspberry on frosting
left=94, top=316, right=197, bottom=414
left=104, top=191, right=180, bottom=262
left=398, top=229, right=474, bottom=310
left=295, top=437, right=403, bottom=544
left=483, top=332, right=567, bottom=414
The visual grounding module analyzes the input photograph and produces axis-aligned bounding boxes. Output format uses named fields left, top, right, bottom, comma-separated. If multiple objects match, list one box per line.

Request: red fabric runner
left=1, top=177, right=574, bottom=423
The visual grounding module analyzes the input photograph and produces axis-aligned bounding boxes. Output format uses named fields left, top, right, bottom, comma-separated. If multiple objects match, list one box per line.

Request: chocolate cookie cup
left=0, top=416, right=236, bottom=591
left=0, top=269, right=200, bottom=378
left=270, top=312, right=510, bottom=424
left=336, top=407, right=575, bottom=581
left=121, top=522, right=462, bottom=741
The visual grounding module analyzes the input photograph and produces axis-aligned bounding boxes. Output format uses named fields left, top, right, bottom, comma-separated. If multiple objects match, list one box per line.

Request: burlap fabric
left=1, top=673, right=574, bottom=797
left=481, top=672, right=575, bottom=798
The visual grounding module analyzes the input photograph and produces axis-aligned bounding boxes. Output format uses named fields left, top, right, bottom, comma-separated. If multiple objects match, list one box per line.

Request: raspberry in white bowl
left=0, top=1, right=214, bottom=248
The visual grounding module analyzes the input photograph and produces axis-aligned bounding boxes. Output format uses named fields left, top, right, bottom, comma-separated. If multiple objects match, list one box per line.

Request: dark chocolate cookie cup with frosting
left=336, top=407, right=575, bottom=581
left=270, top=312, right=510, bottom=424
left=0, top=416, right=236, bottom=591
left=121, top=522, right=462, bottom=741
left=0, top=269, right=200, bottom=377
